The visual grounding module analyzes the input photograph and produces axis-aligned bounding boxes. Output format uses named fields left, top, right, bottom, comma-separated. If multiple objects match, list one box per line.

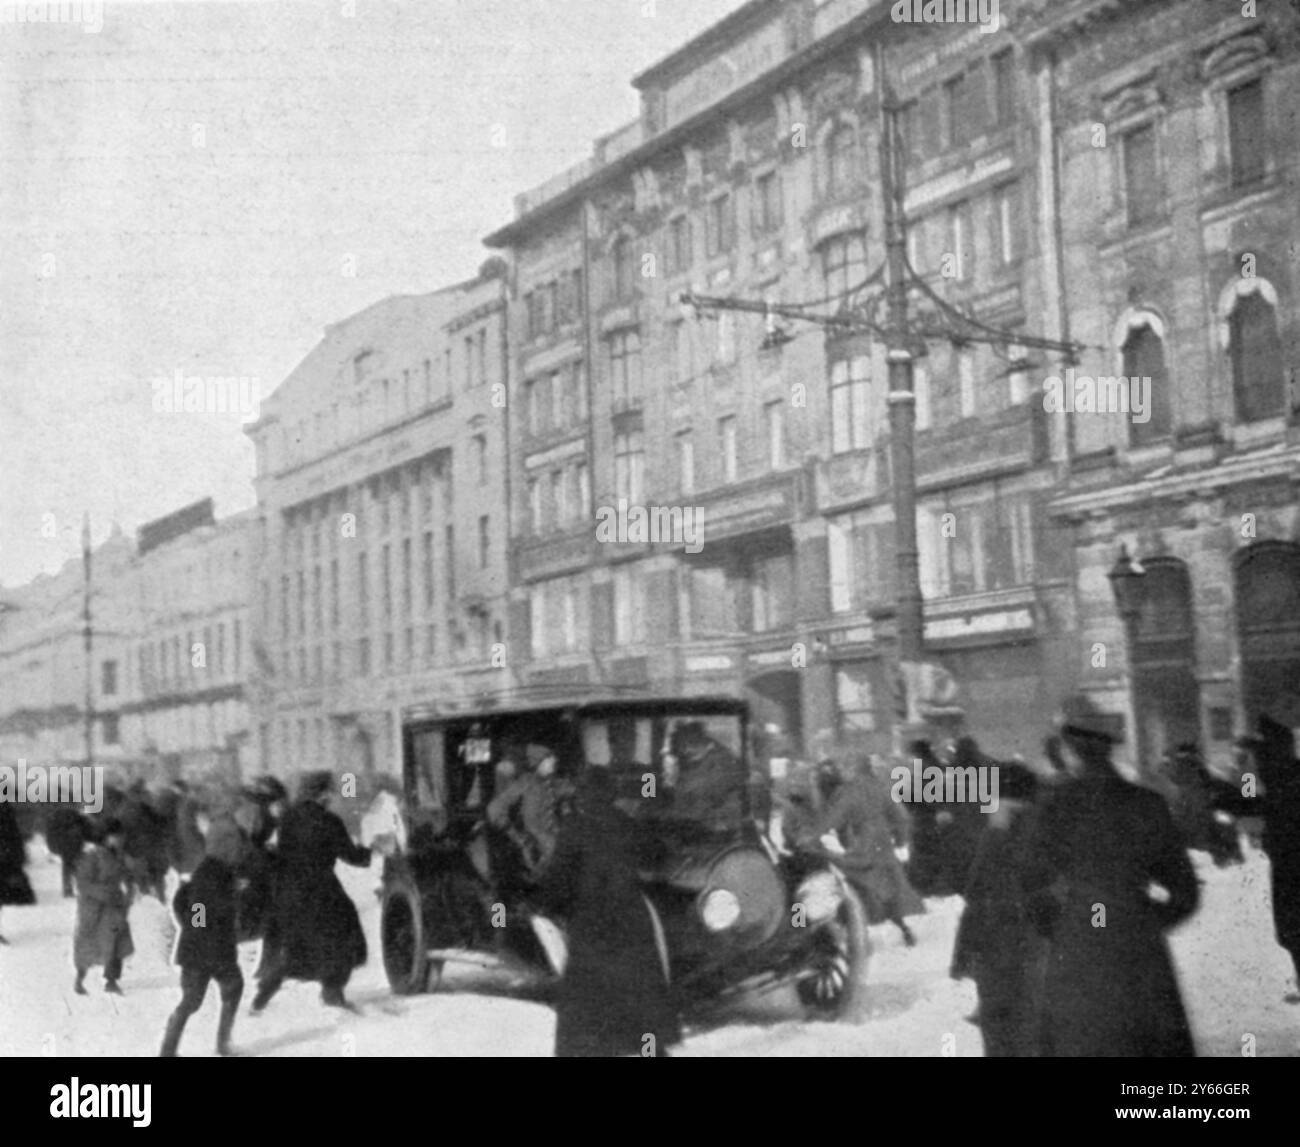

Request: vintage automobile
left=379, top=691, right=871, bottom=1022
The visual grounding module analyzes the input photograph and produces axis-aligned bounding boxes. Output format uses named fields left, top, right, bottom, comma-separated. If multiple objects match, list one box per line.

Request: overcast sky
left=0, top=0, right=747, bottom=588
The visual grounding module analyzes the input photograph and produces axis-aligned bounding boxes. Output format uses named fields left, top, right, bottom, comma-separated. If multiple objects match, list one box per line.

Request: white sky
left=0, top=0, right=748, bottom=587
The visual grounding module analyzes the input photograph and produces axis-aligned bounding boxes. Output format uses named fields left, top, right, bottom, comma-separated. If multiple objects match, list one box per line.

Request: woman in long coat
left=1252, top=711, right=1300, bottom=993
left=251, top=772, right=372, bottom=1011
left=73, top=819, right=135, bottom=994
left=1021, top=700, right=1199, bottom=1057
left=536, top=767, right=680, bottom=1057
left=0, top=798, right=37, bottom=942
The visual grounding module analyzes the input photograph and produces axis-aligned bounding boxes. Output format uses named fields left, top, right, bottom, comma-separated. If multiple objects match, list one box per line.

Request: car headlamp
left=795, top=871, right=844, bottom=924
left=700, top=888, right=743, bottom=932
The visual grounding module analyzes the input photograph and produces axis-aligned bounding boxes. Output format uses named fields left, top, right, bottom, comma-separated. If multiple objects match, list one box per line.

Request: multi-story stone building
left=0, top=525, right=135, bottom=770
left=121, top=499, right=253, bottom=780
left=244, top=268, right=510, bottom=779
left=1026, top=0, right=1300, bottom=771
left=486, top=0, right=1083, bottom=759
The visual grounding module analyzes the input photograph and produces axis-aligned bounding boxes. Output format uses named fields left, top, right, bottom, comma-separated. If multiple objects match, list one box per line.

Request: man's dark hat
left=297, top=770, right=335, bottom=802
left=101, top=816, right=125, bottom=837
left=997, top=761, right=1039, bottom=802
left=244, top=775, right=288, bottom=803
left=1057, top=693, right=1123, bottom=745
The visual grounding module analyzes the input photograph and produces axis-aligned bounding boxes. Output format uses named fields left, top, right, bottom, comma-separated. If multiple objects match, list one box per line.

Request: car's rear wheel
left=797, top=882, right=870, bottom=1022
left=382, top=881, right=435, bottom=994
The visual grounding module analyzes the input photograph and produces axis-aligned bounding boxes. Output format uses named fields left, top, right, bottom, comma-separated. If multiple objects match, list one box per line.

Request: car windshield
left=580, top=711, right=746, bottom=826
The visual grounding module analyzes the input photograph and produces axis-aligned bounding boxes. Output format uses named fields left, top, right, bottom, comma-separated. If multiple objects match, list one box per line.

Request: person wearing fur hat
left=160, top=818, right=246, bottom=1056
left=0, top=797, right=36, bottom=943
left=251, top=770, right=391, bottom=1012
left=72, top=818, right=135, bottom=996
left=1020, top=694, right=1199, bottom=1056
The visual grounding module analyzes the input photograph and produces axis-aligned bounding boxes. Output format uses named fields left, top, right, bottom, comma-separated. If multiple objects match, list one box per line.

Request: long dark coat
left=951, top=809, right=1049, bottom=1056
left=537, top=777, right=680, bottom=1057
left=0, top=800, right=36, bottom=906
left=818, top=773, right=924, bottom=924
left=45, top=806, right=91, bottom=864
left=173, top=857, right=239, bottom=974
left=1021, top=772, right=1199, bottom=1057
left=73, top=844, right=135, bottom=969
left=266, top=800, right=370, bottom=983
left=1255, top=716, right=1300, bottom=954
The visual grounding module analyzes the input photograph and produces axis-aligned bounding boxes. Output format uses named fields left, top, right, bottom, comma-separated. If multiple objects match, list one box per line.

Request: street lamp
left=1107, top=544, right=1147, bottom=774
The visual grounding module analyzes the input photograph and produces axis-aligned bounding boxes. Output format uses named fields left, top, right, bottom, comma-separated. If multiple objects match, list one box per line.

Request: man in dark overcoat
left=536, top=767, right=680, bottom=1057
left=1250, top=701, right=1300, bottom=997
left=1021, top=695, right=1199, bottom=1057
left=950, top=763, right=1049, bottom=1056
left=0, top=797, right=37, bottom=942
left=251, top=771, right=375, bottom=1012
left=160, top=818, right=245, bottom=1056
left=812, top=754, right=924, bottom=946
left=73, top=818, right=135, bottom=995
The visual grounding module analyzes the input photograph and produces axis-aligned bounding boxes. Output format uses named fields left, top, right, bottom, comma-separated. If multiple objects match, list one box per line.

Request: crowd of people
left=1, top=687, right=1297, bottom=1058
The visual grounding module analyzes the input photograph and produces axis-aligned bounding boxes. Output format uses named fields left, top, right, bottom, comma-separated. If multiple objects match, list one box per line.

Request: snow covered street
left=1, top=834, right=1296, bottom=1057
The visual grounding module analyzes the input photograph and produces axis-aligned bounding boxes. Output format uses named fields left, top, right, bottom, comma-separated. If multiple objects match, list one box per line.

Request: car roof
left=402, top=686, right=747, bottom=728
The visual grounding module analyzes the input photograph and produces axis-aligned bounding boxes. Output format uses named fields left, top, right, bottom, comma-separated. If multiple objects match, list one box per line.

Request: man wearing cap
left=486, top=744, right=571, bottom=881
left=1020, top=694, right=1199, bottom=1056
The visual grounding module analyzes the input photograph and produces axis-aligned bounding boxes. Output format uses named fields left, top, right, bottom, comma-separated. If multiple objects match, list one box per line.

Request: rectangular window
left=549, top=371, right=565, bottom=429
left=1228, top=78, right=1266, bottom=188
left=992, top=182, right=1019, bottom=265
left=823, top=233, right=867, bottom=300
left=706, top=193, right=735, bottom=257
left=401, top=538, right=412, bottom=613
left=474, top=434, right=488, bottom=485
left=992, top=49, right=1016, bottom=126
left=947, top=201, right=973, bottom=280
left=668, top=215, right=692, bottom=276
left=1007, top=343, right=1029, bottom=406
left=765, top=400, right=785, bottom=469
left=753, top=170, right=782, bottom=234
left=830, top=357, right=871, bottom=453
left=575, top=461, right=590, bottom=518
left=422, top=531, right=435, bottom=608
left=101, top=660, right=117, bottom=696
left=358, top=552, right=369, bottom=611
left=445, top=525, right=455, bottom=602
left=614, top=430, right=645, bottom=505
left=613, top=565, right=647, bottom=645
left=1123, top=123, right=1161, bottom=227
left=958, top=350, right=977, bottom=419
left=359, top=636, right=371, bottom=677
left=752, top=551, right=794, bottom=633
left=944, top=72, right=969, bottom=149
left=381, top=543, right=392, bottom=623
left=526, top=378, right=542, bottom=436
left=609, top=331, right=642, bottom=409
left=914, top=361, right=932, bottom=430
left=551, top=470, right=568, bottom=527
left=613, top=238, right=635, bottom=300
left=478, top=516, right=490, bottom=570
left=675, top=430, right=695, bottom=494
left=718, top=415, right=738, bottom=483
left=527, top=478, right=543, bottom=534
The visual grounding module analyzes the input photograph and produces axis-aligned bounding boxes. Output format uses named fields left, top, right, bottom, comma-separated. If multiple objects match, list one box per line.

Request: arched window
left=1121, top=323, right=1172, bottom=445
left=1219, top=278, right=1284, bottom=423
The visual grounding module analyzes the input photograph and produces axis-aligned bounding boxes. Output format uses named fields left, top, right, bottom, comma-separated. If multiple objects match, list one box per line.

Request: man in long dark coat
left=811, top=754, right=924, bottom=946
left=160, top=819, right=245, bottom=1056
left=0, top=798, right=37, bottom=942
left=536, top=767, right=680, bottom=1057
left=1021, top=696, right=1199, bottom=1057
left=73, top=818, right=135, bottom=995
left=1251, top=706, right=1300, bottom=998
left=950, top=763, right=1049, bottom=1056
left=251, top=771, right=374, bottom=1012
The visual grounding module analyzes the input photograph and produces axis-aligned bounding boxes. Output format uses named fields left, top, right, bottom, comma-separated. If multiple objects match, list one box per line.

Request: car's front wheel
left=382, top=881, right=439, bottom=994
left=796, top=881, right=871, bottom=1022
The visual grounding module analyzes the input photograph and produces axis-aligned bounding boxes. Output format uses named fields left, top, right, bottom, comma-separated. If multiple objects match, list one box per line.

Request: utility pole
left=877, top=40, right=923, bottom=665
left=82, top=511, right=94, bottom=769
